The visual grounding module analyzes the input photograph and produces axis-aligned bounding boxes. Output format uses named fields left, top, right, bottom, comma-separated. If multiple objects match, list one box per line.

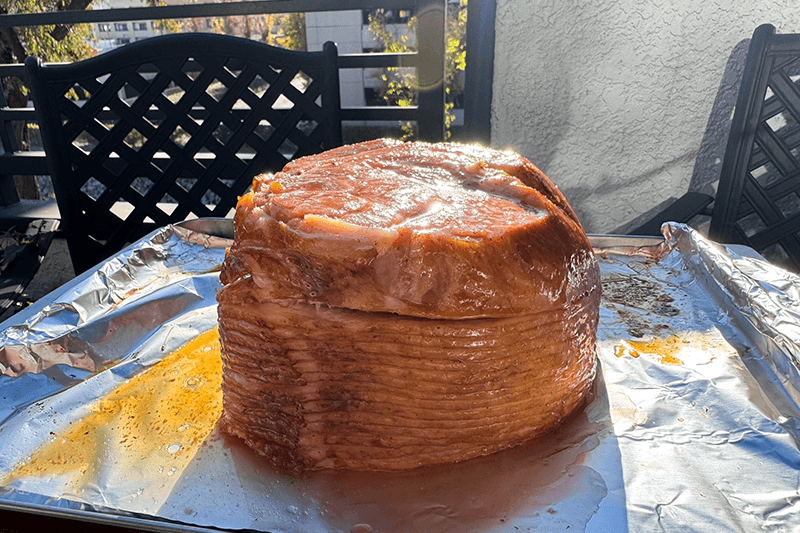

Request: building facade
left=92, top=0, right=165, bottom=53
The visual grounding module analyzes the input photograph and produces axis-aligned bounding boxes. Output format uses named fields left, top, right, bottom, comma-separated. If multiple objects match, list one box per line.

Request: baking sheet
left=1, top=219, right=799, bottom=532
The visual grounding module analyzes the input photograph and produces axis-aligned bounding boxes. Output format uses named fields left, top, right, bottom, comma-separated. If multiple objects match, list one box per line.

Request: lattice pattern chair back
left=26, top=33, right=341, bottom=274
left=711, top=24, right=800, bottom=272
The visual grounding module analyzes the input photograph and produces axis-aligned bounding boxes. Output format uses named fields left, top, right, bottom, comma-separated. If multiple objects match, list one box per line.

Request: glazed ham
left=217, top=139, right=600, bottom=473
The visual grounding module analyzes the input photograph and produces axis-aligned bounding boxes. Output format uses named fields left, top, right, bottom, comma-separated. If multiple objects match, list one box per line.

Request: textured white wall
left=491, top=1, right=800, bottom=233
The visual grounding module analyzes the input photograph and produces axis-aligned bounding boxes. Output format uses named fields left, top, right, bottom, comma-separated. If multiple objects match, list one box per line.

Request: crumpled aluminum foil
left=0, top=220, right=799, bottom=532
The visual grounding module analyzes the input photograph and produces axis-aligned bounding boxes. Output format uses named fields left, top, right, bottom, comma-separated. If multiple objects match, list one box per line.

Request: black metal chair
left=631, top=23, right=800, bottom=272
left=26, top=33, right=342, bottom=274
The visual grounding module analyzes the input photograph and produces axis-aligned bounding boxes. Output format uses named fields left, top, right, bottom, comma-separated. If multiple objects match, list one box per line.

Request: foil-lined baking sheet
left=1, top=219, right=799, bottom=532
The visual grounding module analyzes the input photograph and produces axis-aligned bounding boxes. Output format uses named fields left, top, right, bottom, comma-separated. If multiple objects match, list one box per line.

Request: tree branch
left=0, top=24, right=29, bottom=65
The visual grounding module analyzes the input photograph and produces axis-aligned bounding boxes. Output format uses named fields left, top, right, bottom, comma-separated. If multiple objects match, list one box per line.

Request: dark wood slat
left=2, top=51, right=419, bottom=78
left=0, top=107, right=37, bottom=121
left=0, top=64, right=25, bottom=77
left=338, top=52, right=417, bottom=69
left=341, top=106, right=417, bottom=121
left=0, top=152, right=50, bottom=175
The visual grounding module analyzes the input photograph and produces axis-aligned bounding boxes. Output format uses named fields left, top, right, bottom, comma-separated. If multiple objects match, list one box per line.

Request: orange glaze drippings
left=1, top=329, right=223, bottom=489
left=626, top=336, right=685, bottom=366
left=613, top=344, right=639, bottom=358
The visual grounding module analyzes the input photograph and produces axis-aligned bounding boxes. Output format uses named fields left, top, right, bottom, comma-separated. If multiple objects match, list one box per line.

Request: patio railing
left=0, top=0, right=495, bottom=213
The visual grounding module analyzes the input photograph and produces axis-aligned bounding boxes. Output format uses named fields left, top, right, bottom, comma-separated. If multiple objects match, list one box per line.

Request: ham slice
left=217, top=139, right=600, bottom=473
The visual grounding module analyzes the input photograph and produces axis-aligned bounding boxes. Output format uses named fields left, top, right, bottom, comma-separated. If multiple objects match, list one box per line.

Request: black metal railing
left=0, top=0, right=494, bottom=212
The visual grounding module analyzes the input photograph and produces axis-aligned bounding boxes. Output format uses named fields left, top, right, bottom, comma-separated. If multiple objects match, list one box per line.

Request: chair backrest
left=25, top=33, right=342, bottom=274
left=711, top=23, right=800, bottom=272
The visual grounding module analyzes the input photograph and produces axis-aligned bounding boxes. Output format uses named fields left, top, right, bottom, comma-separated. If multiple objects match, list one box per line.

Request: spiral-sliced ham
left=217, top=139, right=600, bottom=473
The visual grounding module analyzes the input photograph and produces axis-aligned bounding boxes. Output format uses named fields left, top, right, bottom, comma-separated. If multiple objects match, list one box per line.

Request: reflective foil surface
left=0, top=220, right=799, bottom=532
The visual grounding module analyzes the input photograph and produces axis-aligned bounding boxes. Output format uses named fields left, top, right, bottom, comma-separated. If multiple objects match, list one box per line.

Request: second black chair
left=631, top=24, right=800, bottom=272
left=26, top=33, right=342, bottom=274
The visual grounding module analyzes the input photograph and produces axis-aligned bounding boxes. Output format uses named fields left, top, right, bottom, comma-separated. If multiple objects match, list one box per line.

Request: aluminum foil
left=0, top=220, right=799, bottom=532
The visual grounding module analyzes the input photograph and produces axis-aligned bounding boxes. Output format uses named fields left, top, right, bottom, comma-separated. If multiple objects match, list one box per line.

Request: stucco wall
left=491, top=1, right=800, bottom=234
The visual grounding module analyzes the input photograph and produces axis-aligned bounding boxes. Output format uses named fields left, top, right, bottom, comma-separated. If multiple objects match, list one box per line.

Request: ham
left=217, top=139, right=600, bottom=473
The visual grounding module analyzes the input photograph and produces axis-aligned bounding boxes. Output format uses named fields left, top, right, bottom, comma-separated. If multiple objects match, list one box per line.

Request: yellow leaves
left=448, top=38, right=467, bottom=71
left=4, top=0, right=94, bottom=61
left=367, top=2, right=467, bottom=140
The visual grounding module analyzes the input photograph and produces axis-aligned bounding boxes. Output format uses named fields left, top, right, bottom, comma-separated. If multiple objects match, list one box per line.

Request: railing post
left=463, top=0, right=495, bottom=145
left=0, top=79, right=22, bottom=207
left=415, top=0, right=446, bottom=142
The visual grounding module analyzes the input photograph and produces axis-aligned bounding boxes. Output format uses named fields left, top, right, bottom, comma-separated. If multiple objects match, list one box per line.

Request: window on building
left=114, top=23, right=129, bottom=31
left=98, top=23, right=112, bottom=32
left=115, top=38, right=131, bottom=45
left=134, top=22, right=148, bottom=31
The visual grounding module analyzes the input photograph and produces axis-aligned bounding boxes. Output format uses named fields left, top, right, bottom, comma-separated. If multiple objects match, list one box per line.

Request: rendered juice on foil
left=1, top=329, right=223, bottom=502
